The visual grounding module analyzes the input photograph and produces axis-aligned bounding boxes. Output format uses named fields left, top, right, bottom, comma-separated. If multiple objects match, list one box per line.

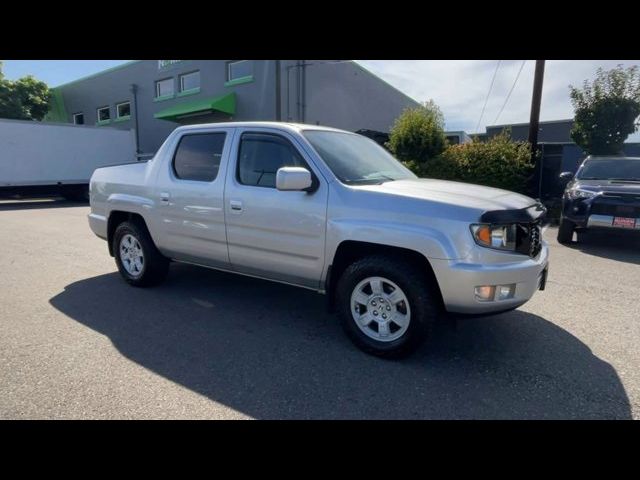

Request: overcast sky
left=3, top=59, right=640, bottom=140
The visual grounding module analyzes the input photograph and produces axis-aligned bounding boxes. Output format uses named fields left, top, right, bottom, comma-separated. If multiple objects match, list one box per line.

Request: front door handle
left=230, top=199, right=243, bottom=212
left=160, top=192, right=170, bottom=204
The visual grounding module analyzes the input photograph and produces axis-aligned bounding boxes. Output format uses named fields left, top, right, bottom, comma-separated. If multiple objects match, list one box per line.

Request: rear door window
left=172, top=133, right=226, bottom=182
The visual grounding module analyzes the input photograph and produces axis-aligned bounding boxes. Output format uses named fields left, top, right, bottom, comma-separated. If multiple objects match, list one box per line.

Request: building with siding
left=45, top=60, right=420, bottom=157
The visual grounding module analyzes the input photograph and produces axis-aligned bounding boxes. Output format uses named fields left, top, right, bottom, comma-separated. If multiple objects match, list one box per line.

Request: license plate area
left=612, top=217, right=637, bottom=228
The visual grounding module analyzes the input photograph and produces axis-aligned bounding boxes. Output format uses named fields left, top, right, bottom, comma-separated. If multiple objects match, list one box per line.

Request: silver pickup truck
left=89, top=122, right=549, bottom=357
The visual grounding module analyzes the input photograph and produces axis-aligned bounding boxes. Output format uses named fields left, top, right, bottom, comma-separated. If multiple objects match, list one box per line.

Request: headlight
left=470, top=224, right=517, bottom=251
left=566, top=188, right=596, bottom=200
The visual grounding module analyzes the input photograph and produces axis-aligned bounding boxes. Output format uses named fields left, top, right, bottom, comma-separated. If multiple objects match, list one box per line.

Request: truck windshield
left=303, top=130, right=416, bottom=185
left=577, top=158, right=640, bottom=181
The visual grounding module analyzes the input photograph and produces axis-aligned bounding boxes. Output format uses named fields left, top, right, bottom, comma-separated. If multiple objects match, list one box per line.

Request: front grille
left=592, top=192, right=640, bottom=217
left=515, top=222, right=542, bottom=258
left=591, top=201, right=640, bottom=217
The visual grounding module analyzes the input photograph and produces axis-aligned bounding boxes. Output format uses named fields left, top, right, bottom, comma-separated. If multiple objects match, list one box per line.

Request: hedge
left=405, top=131, right=534, bottom=194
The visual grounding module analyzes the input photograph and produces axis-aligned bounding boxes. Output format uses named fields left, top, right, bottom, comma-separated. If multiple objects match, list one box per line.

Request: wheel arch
left=325, top=240, right=444, bottom=313
left=107, top=211, right=149, bottom=256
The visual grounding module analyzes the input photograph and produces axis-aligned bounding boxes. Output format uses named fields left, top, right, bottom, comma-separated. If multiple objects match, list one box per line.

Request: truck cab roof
left=171, top=121, right=350, bottom=135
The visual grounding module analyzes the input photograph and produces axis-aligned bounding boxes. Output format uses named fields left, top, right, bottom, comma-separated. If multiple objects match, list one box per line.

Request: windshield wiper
left=609, top=178, right=640, bottom=182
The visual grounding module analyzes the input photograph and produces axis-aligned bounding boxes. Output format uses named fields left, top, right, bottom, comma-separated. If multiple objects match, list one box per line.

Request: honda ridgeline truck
left=88, top=122, right=549, bottom=357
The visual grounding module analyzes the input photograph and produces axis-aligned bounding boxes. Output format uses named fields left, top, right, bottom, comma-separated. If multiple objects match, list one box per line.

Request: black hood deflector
left=480, top=202, right=546, bottom=224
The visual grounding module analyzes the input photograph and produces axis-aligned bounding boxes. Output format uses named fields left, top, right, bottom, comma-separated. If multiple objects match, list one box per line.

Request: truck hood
left=354, top=178, right=537, bottom=212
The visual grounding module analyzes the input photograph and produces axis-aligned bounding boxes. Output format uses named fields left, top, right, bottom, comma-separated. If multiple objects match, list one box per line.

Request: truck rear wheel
left=113, top=221, right=169, bottom=287
left=335, top=255, right=439, bottom=358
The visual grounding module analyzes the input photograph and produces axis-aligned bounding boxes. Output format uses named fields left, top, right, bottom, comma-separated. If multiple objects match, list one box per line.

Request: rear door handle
left=160, top=192, right=170, bottom=204
left=230, top=200, right=243, bottom=212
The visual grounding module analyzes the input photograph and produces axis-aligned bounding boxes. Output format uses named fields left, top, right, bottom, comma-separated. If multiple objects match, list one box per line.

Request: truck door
left=154, top=128, right=234, bottom=269
left=224, top=128, right=328, bottom=289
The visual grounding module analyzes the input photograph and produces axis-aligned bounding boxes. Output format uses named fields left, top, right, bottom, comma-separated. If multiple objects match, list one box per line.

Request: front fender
left=326, top=218, right=462, bottom=262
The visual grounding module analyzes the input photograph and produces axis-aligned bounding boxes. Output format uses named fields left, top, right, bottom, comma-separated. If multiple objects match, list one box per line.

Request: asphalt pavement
left=1, top=198, right=638, bottom=419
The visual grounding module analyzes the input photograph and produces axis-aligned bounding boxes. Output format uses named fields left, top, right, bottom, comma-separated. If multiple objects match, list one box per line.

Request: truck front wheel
left=113, top=221, right=169, bottom=287
left=336, top=255, right=439, bottom=358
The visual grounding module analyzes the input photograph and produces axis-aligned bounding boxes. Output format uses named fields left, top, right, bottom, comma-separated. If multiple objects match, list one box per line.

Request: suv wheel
left=336, top=255, right=440, bottom=358
left=113, top=221, right=169, bottom=287
left=557, top=217, right=575, bottom=244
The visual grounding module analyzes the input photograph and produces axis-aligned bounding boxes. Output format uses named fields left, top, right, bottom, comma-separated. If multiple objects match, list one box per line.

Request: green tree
left=569, top=65, right=640, bottom=155
left=0, top=64, right=52, bottom=121
left=387, top=100, right=447, bottom=168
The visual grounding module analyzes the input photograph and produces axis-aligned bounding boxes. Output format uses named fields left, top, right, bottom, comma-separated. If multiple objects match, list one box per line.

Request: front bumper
left=563, top=195, right=640, bottom=230
left=430, top=242, right=549, bottom=314
left=586, top=214, right=640, bottom=230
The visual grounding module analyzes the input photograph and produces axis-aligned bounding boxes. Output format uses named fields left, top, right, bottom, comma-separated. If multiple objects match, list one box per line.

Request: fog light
left=474, top=285, right=496, bottom=302
left=497, top=284, right=516, bottom=301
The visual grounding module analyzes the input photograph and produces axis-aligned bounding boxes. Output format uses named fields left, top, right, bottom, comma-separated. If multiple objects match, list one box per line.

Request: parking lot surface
left=1, top=198, right=639, bottom=419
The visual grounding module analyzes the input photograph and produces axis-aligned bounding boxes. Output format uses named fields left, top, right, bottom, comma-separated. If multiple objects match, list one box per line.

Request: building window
left=173, top=133, right=226, bottom=182
left=237, top=133, right=306, bottom=188
left=227, top=60, right=253, bottom=83
left=73, top=113, right=84, bottom=125
left=155, top=78, right=174, bottom=98
left=180, top=71, right=200, bottom=92
left=97, top=106, right=110, bottom=123
left=116, top=101, right=131, bottom=119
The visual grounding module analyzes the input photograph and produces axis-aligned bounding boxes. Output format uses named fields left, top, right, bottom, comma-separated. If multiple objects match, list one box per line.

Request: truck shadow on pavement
left=49, top=264, right=632, bottom=419
left=568, top=231, right=640, bottom=265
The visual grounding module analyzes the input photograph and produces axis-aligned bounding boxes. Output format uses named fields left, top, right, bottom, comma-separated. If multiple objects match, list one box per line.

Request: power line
left=492, top=60, right=527, bottom=125
left=475, top=60, right=501, bottom=133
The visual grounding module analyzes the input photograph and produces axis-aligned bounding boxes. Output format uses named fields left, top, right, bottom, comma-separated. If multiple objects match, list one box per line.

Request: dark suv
left=558, top=156, right=640, bottom=244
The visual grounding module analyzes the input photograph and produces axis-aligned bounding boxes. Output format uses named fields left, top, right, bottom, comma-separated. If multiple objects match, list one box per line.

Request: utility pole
left=528, top=60, right=545, bottom=198
left=275, top=60, right=281, bottom=121
left=528, top=60, right=545, bottom=157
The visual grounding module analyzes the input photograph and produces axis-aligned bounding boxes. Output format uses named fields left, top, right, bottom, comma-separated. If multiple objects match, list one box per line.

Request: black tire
left=557, top=217, right=575, bottom=244
left=335, top=255, right=440, bottom=358
left=113, top=220, right=169, bottom=287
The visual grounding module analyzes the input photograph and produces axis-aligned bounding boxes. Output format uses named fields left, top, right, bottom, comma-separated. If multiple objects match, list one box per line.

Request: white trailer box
left=0, top=118, right=136, bottom=199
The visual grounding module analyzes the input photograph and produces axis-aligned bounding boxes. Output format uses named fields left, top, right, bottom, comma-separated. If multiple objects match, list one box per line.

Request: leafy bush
left=387, top=100, right=447, bottom=167
left=570, top=65, right=640, bottom=155
left=413, top=131, right=534, bottom=193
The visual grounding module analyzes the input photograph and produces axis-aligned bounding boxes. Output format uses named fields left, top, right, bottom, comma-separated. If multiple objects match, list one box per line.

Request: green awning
left=154, top=92, right=236, bottom=121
